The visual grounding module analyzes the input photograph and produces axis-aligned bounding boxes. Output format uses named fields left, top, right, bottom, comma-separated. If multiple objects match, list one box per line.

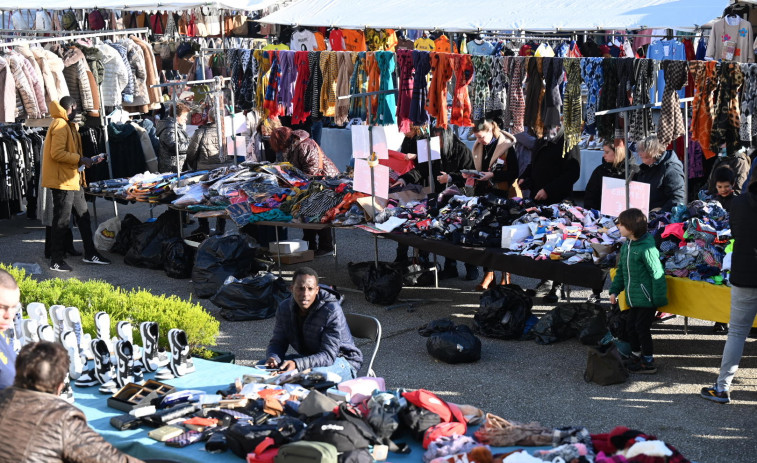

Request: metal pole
left=367, top=95, right=379, bottom=269
left=200, top=49, right=207, bottom=80
left=229, top=79, right=238, bottom=166
left=623, top=110, right=630, bottom=210
left=683, top=100, right=689, bottom=204
left=97, top=82, right=117, bottom=217
left=172, top=85, right=184, bottom=238
left=214, top=76, right=225, bottom=164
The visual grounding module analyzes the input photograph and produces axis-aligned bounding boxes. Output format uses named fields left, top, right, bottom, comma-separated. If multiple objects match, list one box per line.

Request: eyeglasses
left=0, top=303, right=21, bottom=315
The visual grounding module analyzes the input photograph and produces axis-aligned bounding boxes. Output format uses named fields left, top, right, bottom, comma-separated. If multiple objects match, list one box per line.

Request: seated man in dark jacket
left=0, top=341, right=143, bottom=463
left=266, top=267, right=362, bottom=381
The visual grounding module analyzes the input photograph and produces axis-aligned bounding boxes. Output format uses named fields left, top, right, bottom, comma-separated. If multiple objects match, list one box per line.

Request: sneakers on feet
left=712, top=322, right=728, bottom=334
left=700, top=386, right=730, bottom=404
left=628, top=358, right=657, bottom=374
left=83, top=253, right=111, bottom=265
left=50, top=259, right=73, bottom=272
left=464, top=266, right=480, bottom=281
left=314, top=248, right=333, bottom=257
left=587, top=293, right=601, bottom=304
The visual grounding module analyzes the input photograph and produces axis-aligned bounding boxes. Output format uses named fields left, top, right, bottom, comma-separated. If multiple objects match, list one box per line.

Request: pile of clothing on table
left=106, top=369, right=693, bottom=463
left=649, top=199, right=732, bottom=285
left=374, top=188, right=622, bottom=266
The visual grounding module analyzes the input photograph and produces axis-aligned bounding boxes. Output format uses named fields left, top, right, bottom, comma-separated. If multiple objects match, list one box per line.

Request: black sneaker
left=83, top=253, right=111, bottom=265
left=50, top=259, right=73, bottom=272
left=712, top=322, right=728, bottom=334
left=700, top=386, right=730, bottom=404
left=629, top=359, right=657, bottom=374
left=587, top=293, right=601, bottom=304
left=315, top=248, right=333, bottom=257
left=463, top=266, right=480, bottom=281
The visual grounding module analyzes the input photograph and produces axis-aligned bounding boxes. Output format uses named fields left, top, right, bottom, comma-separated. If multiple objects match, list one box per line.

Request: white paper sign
left=350, top=125, right=390, bottom=160
left=224, top=113, right=246, bottom=137
left=226, top=136, right=246, bottom=157
left=370, top=126, right=389, bottom=160
left=416, top=137, right=442, bottom=163
left=600, top=177, right=651, bottom=218
left=354, top=159, right=389, bottom=199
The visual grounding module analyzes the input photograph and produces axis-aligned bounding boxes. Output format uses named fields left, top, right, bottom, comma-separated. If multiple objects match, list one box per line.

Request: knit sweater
left=705, top=17, right=754, bottom=63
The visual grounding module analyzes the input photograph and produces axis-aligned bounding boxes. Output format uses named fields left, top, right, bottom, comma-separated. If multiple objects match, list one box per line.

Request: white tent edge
left=0, top=0, right=280, bottom=11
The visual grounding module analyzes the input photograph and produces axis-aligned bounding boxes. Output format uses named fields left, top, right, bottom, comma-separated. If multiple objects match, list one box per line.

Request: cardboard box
left=279, top=250, right=315, bottom=265
left=270, top=240, right=308, bottom=255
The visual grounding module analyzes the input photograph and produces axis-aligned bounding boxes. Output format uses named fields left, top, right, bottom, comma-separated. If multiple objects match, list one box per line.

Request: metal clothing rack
left=0, top=27, right=150, bottom=47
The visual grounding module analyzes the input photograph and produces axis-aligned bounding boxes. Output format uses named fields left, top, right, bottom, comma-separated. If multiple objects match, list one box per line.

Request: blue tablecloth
left=74, top=359, right=547, bottom=462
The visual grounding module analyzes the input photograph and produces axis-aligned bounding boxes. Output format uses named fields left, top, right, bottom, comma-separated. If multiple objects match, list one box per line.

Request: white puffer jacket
left=121, top=39, right=149, bottom=108
left=97, top=43, right=128, bottom=107
left=61, top=46, right=95, bottom=113
left=31, top=47, right=69, bottom=104
left=7, top=53, right=40, bottom=118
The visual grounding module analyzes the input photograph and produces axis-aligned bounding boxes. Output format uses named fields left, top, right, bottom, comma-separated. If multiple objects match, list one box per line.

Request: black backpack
left=364, top=392, right=402, bottom=440
left=474, top=284, right=533, bottom=340
left=398, top=403, right=442, bottom=440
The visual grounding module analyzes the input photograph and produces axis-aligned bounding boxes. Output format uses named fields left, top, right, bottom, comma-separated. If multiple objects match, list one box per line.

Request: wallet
left=165, top=430, right=204, bottom=448
left=148, top=425, right=185, bottom=442
left=205, top=429, right=228, bottom=453
left=110, top=414, right=143, bottom=431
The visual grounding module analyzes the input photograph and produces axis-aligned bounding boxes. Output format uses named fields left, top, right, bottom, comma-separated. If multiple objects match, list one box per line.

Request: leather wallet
left=148, top=425, right=185, bottom=442
left=165, top=430, right=204, bottom=448
left=110, top=414, right=143, bottom=431
left=205, top=429, right=228, bottom=453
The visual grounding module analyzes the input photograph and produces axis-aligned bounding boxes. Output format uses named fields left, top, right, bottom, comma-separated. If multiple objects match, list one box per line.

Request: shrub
left=1, top=264, right=219, bottom=351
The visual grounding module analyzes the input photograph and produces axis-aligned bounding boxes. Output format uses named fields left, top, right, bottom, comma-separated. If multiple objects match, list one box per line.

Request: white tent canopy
left=0, top=0, right=279, bottom=11
left=258, top=0, right=729, bottom=32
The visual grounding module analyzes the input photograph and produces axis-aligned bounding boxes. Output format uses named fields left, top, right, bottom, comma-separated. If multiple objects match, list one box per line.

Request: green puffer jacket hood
left=609, top=232, right=668, bottom=309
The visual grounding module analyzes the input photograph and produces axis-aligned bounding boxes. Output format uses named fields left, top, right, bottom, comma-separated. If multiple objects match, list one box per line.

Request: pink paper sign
left=600, top=177, right=650, bottom=218
left=354, top=159, right=389, bottom=199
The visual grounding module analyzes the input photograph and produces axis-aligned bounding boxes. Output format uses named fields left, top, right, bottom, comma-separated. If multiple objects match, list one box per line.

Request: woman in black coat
left=584, top=142, right=639, bottom=210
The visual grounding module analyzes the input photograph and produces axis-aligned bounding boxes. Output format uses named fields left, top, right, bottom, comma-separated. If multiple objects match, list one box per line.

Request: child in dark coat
left=713, top=166, right=737, bottom=212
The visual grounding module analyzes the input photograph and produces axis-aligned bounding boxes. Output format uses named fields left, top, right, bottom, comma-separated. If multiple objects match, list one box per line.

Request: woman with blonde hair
left=583, top=141, right=639, bottom=211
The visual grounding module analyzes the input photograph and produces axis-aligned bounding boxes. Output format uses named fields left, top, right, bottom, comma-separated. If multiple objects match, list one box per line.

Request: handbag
left=584, top=343, right=629, bottom=386
left=247, top=438, right=279, bottom=463
left=231, top=14, right=248, bottom=36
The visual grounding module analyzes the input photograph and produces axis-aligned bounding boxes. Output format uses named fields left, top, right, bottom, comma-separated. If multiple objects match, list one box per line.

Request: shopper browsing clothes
left=265, top=267, right=362, bottom=381
left=42, top=97, right=110, bottom=272
left=269, top=127, right=341, bottom=256
left=0, top=269, right=20, bottom=390
left=0, top=342, right=144, bottom=462
left=609, top=208, right=668, bottom=374
left=632, top=135, right=686, bottom=212
left=700, top=174, right=757, bottom=404
left=186, top=111, right=228, bottom=236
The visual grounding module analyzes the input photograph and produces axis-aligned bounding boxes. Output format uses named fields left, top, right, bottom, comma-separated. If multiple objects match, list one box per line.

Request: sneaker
left=587, top=293, right=601, bottom=304
left=463, top=266, right=480, bottom=281
left=629, top=359, right=657, bottom=374
left=700, top=386, right=730, bottom=404
left=83, top=253, right=111, bottom=265
left=315, top=248, right=333, bottom=257
left=50, top=259, right=73, bottom=272
left=712, top=322, right=728, bottom=334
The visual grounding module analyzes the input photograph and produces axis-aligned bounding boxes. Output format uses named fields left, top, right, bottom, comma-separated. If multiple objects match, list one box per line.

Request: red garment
left=449, top=54, right=474, bottom=127
left=329, top=29, right=346, bottom=51
left=395, top=49, right=415, bottom=133
left=426, top=52, right=453, bottom=128
left=380, top=150, right=415, bottom=174
left=291, top=51, right=311, bottom=124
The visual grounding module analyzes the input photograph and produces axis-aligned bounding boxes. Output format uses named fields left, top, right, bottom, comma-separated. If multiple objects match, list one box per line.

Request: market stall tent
left=0, top=0, right=279, bottom=11
left=257, top=0, right=728, bottom=31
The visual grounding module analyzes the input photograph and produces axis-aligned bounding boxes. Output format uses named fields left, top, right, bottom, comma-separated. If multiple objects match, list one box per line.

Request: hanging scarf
left=563, top=58, right=583, bottom=156
left=541, top=57, right=564, bottom=131
left=450, top=53, right=474, bottom=127
left=739, top=63, right=757, bottom=142
left=277, top=50, right=296, bottom=116
left=487, top=56, right=507, bottom=114
left=319, top=51, right=338, bottom=117
left=470, top=55, right=491, bottom=120
left=580, top=57, right=603, bottom=131
left=348, top=52, right=368, bottom=120
left=629, top=58, right=654, bottom=143
left=710, top=62, right=744, bottom=155
left=523, top=57, right=545, bottom=137
left=615, top=58, right=634, bottom=137
left=375, top=51, right=397, bottom=125
left=365, top=52, right=381, bottom=119
left=263, top=51, right=281, bottom=117
left=291, top=51, right=312, bottom=125
left=304, top=51, right=323, bottom=119
left=409, top=50, right=431, bottom=125
left=505, top=57, right=526, bottom=133
left=597, top=58, right=618, bottom=142
left=242, top=51, right=257, bottom=111
left=690, top=61, right=717, bottom=159
left=395, top=49, right=415, bottom=132
left=426, top=52, right=453, bottom=128
left=254, top=50, right=271, bottom=114
left=334, top=51, right=355, bottom=126
left=657, top=60, right=689, bottom=146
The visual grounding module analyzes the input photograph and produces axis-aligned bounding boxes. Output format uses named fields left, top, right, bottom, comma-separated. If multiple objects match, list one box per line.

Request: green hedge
left=2, top=264, right=220, bottom=352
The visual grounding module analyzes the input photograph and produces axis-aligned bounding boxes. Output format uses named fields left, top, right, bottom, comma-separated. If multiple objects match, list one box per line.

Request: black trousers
left=51, top=188, right=95, bottom=260
left=624, top=307, right=656, bottom=357
left=303, top=228, right=333, bottom=251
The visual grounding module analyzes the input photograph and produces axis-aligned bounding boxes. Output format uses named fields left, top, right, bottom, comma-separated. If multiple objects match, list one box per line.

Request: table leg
left=684, top=316, right=689, bottom=335
left=332, top=227, right=338, bottom=270
left=274, top=226, right=281, bottom=277
left=433, top=253, right=438, bottom=288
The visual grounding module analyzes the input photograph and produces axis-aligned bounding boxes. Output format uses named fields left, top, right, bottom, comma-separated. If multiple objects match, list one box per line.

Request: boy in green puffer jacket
left=609, top=208, right=668, bottom=374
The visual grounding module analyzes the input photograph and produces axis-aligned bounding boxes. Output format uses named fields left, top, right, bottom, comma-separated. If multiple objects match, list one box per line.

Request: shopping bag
left=584, top=343, right=629, bottom=386
left=94, top=216, right=121, bottom=252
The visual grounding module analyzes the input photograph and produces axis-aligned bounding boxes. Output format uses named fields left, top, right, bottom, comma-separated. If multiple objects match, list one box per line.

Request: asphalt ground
left=1, top=199, right=755, bottom=463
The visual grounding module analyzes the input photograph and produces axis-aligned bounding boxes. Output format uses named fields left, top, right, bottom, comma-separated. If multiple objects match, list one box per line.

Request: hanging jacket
left=121, top=39, right=150, bottom=110
left=130, top=122, right=158, bottom=173
left=156, top=117, right=189, bottom=173
left=31, top=47, right=70, bottom=105
left=186, top=122, right=229, bottom=171
left=106, top=42, right=134, bottom=104
left=283, top=130, right=340, bottom=177
left=584, top=160, right=640, bottom=210
left=7, top=53, right=41, bottom=119
left=40, top=100, right=82, bottom=191
left=11, top=50, right=47, bottom=117
left=108, top=122, right=147, bottom=178
left=97, top=43, right=129, bottom=107
left=730, top=174, right=757, bottom=288
left=130, top=36, right=162, bottom=108
left=609, top=232, right=668, bottom=310
left=0, top=58, right=16, bottom=122
left=632, top=150, right=686, bottom=211
left=71, top=42, right=104, bottom=86
left=61, top=46, right=95, bottom=113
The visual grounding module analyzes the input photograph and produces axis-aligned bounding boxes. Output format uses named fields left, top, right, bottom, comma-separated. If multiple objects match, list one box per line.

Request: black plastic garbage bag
left=211, top=272, right=291, bottom=321
left=347, top=261, right=399, bottom=290
left=532, top=302, right=607, bottom=345
left=363, top=264, right=403, bottom=305
left=426, top=324, right=482, bottom=364
left=111, top=213, right=142, bottom=255
left=124, top=210, right=181, bottom=269
left=162, top=237, right=195, bottom=279
left=418, top=318, right=455, bottom=337
left=473, top=284, right=533, bottom=340
left=192, top=233, right=261, bottom=298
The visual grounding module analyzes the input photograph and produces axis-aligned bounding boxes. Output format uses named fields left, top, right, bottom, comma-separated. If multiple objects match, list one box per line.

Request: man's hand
left=278, top=360, right=297, bottom=372
left=609, top=294, right=617, bottom=305
left=391, top=178, right=406, bottom=188
left=534, top=189, right=548, bottom=201
left=478, top=171, right=494, bottom=182
left=78, top=157, right=93, bottom=168
left=437, top=172, right=450, bottom=184
left=265, top=357, right=279, bottom=368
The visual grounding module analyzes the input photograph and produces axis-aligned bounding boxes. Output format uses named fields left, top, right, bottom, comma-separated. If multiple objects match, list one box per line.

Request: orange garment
left=314, top=31, right=328, bottom=51
left=434, top=35, right=457, bottom=53
left=384, top=29, right=398, bottom=51
left=342, top=29, right=367, bottom=51
left=365, top=52, right=380, bottom=119
left=426, top=52, right=454, bottom=128
left=691, top=61, right=718, bottom=159
left=450, top=54, right=474, bottom=127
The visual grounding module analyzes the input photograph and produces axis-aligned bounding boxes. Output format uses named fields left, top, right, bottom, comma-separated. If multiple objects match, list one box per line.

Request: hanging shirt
left=262, top=43, right=290, bottom=51
left=290, top=29, right=319, bottom=51
left=314, top=31, right=329, bottom=51
left=647, top=39, right=687, bottom=102
left=467, top=40, right=494, bottom=56
left=414, top=37, right=435, bottom=51
left=329, top=29, right=346, bottom=51
left=397, top=37, right=415, bottom=50
left=385, top=30, right=398, bottom=52
left=434, top=35, right=456, bottom=53
left=342, top=29, right=367, bottom=52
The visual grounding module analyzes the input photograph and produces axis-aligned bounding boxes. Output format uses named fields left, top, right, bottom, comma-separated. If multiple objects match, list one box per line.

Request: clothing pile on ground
left=87, top=162, right=369, bottom=227
left=101, top=368, right=693, bottom=463
left=375, top=191, right=622, bottom=266
left=649, top=199, right=732, bottom=285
